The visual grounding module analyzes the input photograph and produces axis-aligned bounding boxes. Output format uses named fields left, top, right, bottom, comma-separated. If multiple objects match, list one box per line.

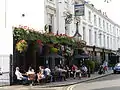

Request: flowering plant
left=50, top=47, right=59, bottom=53
left=16, top=40, right=28, bottom=53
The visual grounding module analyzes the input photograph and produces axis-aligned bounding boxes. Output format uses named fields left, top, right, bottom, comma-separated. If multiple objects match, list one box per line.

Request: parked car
left=113, top=63, right=120, bottom=74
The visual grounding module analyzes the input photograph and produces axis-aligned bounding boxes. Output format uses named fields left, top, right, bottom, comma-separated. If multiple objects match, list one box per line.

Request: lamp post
left=93, top=45, right=96, bottom=60
left=73, top=3, right=84, bottom=42
left=73, top=19, right=82, bottom=42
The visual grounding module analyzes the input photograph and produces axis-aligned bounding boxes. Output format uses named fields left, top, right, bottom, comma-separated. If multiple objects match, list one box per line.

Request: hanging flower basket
left=16, top=40, right=28, bottom=53
left=50, top=47, right=59, bottom=53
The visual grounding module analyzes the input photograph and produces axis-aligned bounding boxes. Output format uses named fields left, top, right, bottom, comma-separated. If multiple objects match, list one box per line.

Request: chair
left=53, top=71, right=61, bottom=81
left=14, top=75, right=24, bottom=85
left=45, top=75, right=52, bottom=83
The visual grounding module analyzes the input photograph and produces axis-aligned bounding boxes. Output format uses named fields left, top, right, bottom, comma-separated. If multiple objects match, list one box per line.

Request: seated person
left=26, top=67, right=35, bottom=75
left=26, top=67, right=35, bottom=85
left=44, top=66, right=52, bottom=82
left=15, top=67, right=28, bottom=84
left=37, top=70, right=45, bottom=83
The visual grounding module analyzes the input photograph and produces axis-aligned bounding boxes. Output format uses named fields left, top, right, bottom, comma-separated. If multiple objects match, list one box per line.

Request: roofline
left=79, top=0, right=120, bottom=27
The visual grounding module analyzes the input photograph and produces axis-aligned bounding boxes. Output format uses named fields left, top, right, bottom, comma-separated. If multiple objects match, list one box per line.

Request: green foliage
left=13, top=27, right=28, bottom=40
left=93, top=60, right=100, bottom=71
left=13, top=27, right=76, bottom=46
left=108, top=63, right=115, bottom=67
left=16, top=40, right=28, bottom=53
left=50, top=47, right=59, bottom=53
left=85, top=60, right=95, bottom=73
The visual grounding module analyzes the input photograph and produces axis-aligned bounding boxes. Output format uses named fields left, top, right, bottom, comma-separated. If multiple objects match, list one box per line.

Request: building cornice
left=86, top=45, right=117, bottom=52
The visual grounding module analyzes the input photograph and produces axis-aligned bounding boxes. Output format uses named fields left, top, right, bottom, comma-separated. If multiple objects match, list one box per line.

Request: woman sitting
left=37, top=66, right=45, bottom=83
left=26, top=67, right=35, bottom=86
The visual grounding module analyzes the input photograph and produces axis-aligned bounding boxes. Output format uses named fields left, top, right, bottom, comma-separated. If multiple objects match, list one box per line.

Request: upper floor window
left=89, top=29, right=92, bottom=44
left=88, top=11, right=91, bottom=22
left=113, top=26, right=114, bottom=34
left=94, top=31, right=97, bottom=45
left=110, top=24, right=111, bottom=32
left=117, top=29, right=119, bottom=35
left=110, top=37, right=112, bottom=49
left=99, top=18, right=101, bottom=27
left=99, top=33, right=102, bottom=46
left=106, top=22, right=108, bottom=31
left=107, top=36, right=109, bottom=48
left=103, top=35, right=105, bottom=47
left=103, top=20, right=105, bottom=29
left=94, top=15, right=97, bottom=26
left=48, top=14, right=53, bottom=33
left=83, top=27, right=86, bottom=40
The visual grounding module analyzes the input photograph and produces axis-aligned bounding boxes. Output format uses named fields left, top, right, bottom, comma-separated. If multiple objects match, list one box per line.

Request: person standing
left=103, top=61, right=108, bottom=73
left=81, top=65, right=88, bottom=77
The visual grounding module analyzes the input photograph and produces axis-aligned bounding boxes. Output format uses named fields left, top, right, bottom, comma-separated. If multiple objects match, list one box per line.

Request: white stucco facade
left=0, top=0, right=45, bottom=55
left=0, top=0, right=44, bottom=85
left=0, top=0, right=119, bottom=56
left=45, top=0, right=120, bottom=51
left=0, top=0, right=119, bottom=85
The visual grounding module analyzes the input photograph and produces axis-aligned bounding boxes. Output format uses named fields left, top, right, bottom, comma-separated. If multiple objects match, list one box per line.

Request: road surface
left=67, top=74, right=120, bottom=90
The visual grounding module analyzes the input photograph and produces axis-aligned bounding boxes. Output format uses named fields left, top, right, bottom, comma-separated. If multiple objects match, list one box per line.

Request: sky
left=87, top=0, right=120, bottom=25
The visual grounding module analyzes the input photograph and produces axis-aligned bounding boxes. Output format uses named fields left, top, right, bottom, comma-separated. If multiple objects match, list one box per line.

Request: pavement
left=0, top=70, right=113, bottom=90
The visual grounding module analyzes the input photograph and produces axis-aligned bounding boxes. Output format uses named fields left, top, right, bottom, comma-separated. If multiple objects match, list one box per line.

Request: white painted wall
left=8, top=0, right=44, bottom=31
left=0, top=0, right=44, bottom=85
left=0, top=0, right=44, bottom=55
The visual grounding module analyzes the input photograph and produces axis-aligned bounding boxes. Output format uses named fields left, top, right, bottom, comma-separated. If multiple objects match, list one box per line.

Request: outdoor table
left=22, top=73, right=28, bottom=77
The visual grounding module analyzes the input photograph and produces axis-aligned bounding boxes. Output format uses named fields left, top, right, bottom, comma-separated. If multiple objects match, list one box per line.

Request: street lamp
left=73, top=2, right=84, bottom=42
left=73, top=16, right=82, bottom=42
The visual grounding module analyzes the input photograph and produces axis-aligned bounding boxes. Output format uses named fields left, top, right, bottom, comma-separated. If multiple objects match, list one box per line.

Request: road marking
left=67, top=85, right=76, bottom=90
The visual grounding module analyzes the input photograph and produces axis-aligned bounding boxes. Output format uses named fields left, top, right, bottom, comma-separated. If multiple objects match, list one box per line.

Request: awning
left=40, top=53, right=64, bottom=59
left=46, top=53, right=64, bottom=59
left=74, top=53, right=89, bottom=59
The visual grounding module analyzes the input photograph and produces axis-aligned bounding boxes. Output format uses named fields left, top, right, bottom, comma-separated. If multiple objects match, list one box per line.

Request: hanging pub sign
left=74, top=4, right=85, bottom=16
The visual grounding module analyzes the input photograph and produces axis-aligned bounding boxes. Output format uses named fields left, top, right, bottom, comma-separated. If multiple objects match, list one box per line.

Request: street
left=0, top=74, right=120, bottom=90
left=67, top=74, right=120, bottom=90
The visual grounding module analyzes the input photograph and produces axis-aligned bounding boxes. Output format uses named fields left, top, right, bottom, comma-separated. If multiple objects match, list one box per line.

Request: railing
left=0, top=55, right=11, bottom=86
left=0, top=72, right=10, bottom=86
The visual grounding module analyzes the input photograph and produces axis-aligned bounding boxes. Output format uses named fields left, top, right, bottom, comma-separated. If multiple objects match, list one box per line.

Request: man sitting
left=44, top=66, right=52, bottom=82
left=15, top=67, right=28, bottom=85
